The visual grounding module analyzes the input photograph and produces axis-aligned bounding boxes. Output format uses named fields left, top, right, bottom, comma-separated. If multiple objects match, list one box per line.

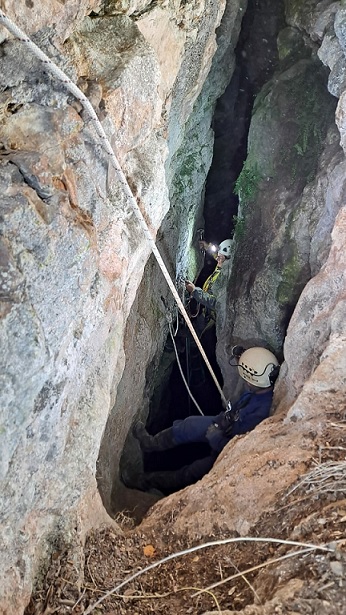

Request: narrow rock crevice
left=111, top=0, right=288, bottom=504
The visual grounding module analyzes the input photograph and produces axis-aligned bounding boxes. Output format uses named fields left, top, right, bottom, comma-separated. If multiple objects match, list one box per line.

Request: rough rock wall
left=0, top=0, right=245, bottom=611
left=161, top=0, right=247, bottom=281
left=217, top=0, right=346, bottom=403
left=0, top=0, right=102, bottom=42
left=0, top=11, right=164, bottom=614
left=274, top=0, right=346, bottom=410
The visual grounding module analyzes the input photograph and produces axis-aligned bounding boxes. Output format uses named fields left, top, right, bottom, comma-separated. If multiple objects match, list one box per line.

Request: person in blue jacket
left=128, top=346, right=280, bottom=494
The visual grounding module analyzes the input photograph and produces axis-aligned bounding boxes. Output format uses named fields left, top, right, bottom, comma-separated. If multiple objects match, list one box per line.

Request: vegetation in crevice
left=276, top=250, right=301, bottom=306
left=231, top=214, right=246, bottom=241
left=288, top=69, right=335, bottom=184
left=234, top=160, right=263, bottom=205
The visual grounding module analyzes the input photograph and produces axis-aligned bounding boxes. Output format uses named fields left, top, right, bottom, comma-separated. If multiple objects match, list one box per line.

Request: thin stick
left=286, top=461, right=346, bottom=496
left=83, top=537, right=333, bottom=614
left=172, top=586, right=222, bottom=613
left=72, top=588, right=86, bottom=610
left=85, top=586, right=221, bottom=611
left=233, top=563, right=261, bottom=604
left=86, top=551, right=97, bottom=588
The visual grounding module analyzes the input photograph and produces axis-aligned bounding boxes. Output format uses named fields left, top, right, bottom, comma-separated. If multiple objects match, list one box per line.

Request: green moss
left=149, top=297, right=163, bottom=323
left=179, top=153, right=197, bottom=182
left=172, top=139, right=208, bottom=199
left=285, top=0, right=309, bottom=21
left=276, top=252, right=301, bottom=305
left=248, top=59, right=335, bottom=188
left=277, top=27, right=311, bottom=65
left=234, top=161, right=263, bottom=204
left=232, top=214, right=246, bottom=241
left=286, top=64, right=335, bottom=184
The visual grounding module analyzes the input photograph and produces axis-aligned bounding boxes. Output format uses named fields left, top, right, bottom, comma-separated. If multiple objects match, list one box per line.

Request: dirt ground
left=25, top=419, right=346, bottom=615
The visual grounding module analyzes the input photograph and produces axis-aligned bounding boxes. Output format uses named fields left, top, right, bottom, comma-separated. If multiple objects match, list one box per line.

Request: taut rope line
left=0, top=10, right=227, bottom=406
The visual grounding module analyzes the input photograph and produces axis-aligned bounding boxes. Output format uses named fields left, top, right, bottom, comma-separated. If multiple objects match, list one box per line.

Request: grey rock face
left=0, top=0, right=102, bottom=42
left=217, top=1, right=346, bottom=404
left=0, top=8, right=167, bottom=612
left=217, top=57, right=338, bottom=396
left=1, top=0, right=346, bottom=613
left=0, top=0, right=241, bottom=611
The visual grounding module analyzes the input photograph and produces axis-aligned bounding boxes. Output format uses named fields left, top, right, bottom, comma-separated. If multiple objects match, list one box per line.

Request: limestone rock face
left=275, top=205, right=346, bottom=414
left=0, top=0, right=242, bottom=612
left=0, top=0, right=102, bottom=42
left=1, top=0, right=346, bottom=612
left=217, top=0, right=346, bottom=402
left=217, top=64, right=340, bottom=397
left=0, top=39, right=165, bottom=610
left=64, top=15, right=162, bottom=161
left=136, top=5, right=188, bottom=107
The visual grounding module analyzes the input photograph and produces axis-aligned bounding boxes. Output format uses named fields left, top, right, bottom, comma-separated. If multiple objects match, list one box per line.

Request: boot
left=144, top=455, right=215, bottom=494
left=133, top=422, right=177, bottom=452
left=121, top=467, right=155, bottom=492
left=122, top=468, right=188, bottom=494
left=143, top=467, right=190, bottom=494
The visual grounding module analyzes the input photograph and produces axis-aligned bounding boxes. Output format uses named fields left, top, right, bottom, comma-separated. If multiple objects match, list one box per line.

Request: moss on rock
left=247, top=59, right=336, bottom=189
left=276, top=250, right=301, bottom=305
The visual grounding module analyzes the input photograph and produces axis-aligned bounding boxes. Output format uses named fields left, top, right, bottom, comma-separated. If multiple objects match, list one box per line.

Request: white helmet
left=238, top=347, right=279, bottom=388
left=218, top=239, right=232, bottom=258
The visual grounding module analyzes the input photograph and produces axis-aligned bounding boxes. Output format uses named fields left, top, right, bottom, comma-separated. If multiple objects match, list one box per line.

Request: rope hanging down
left=168, top=320, right=204, bottom=416
left=0, top=10, right=227, bottom=407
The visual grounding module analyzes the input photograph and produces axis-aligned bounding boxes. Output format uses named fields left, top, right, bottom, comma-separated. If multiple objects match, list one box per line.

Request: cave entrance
left=124, top=0, right=286, bottom=495
left=142, top=313, right=224, bottom=478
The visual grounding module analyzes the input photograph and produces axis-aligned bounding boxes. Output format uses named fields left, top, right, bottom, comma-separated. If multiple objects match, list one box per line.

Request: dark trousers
left=146, top=415, right=218, bottom=493
left=172, top=415, right=215, bottom=444
left=147, top=453, right=216, bottom=493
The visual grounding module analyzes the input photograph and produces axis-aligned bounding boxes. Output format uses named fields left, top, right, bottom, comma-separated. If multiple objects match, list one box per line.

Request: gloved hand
left=185, top=280, right=195, bottom=293
left=217, top=412, right=234, bottom=437
left=206, top=423, right=221, bottom=438
left=205, top=421, right=232, bottom=453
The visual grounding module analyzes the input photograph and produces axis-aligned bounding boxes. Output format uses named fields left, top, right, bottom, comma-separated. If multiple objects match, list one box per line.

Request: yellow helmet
left=238, top=347, right=279, bottom=388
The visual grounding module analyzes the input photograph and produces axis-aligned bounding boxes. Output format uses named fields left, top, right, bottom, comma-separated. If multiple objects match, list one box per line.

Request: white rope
left=168, top=321, right=204, bottom=415
left=0, top=10, right=227, bottom=407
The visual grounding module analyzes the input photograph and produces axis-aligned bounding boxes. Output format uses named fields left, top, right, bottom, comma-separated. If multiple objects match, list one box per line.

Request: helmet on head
left=218, top=239, right=232, bottom=258
left=238, top=347, right=279, bottom=388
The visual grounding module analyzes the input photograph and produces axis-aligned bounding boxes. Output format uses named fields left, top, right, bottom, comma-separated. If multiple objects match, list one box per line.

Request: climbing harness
left=189, top=266, right=220, bottom=335
left=0, top=10, right=227, bottom=408
left=187, top=299, right=200, bottom=319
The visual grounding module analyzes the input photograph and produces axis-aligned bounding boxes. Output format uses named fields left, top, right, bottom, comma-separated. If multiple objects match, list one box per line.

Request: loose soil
left=25, top=417, right=346, bottom=614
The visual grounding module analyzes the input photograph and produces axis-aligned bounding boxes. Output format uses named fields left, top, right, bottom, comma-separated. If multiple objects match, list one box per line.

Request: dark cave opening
left=143, top=320, right=224, bottom=475
left=139, top=0, right=286, bottom=488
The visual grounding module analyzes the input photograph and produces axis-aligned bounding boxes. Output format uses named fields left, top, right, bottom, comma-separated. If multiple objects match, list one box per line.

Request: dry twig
left=83, top=536, right=333, bottom=614
left=287, top=461, right=346, bottom=497
left=191, top=546, right=315, bottom=596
